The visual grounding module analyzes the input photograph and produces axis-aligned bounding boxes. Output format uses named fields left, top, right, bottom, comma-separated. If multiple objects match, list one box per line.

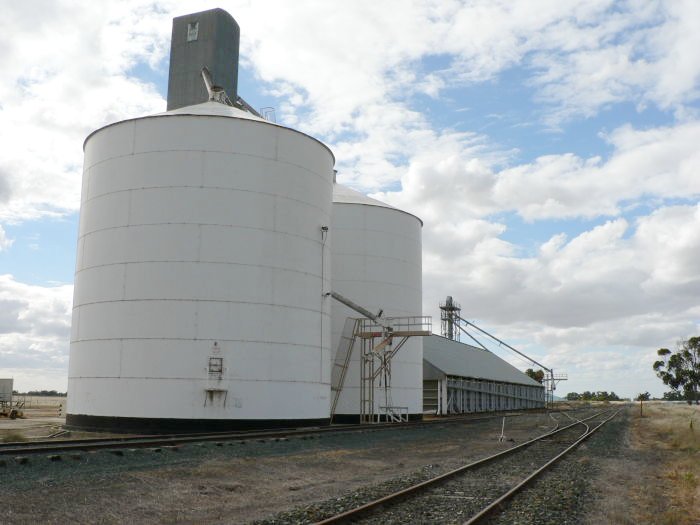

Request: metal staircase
left=330, top=318, right=361, bottom=419
left=327, top=290, right=431, bottom=424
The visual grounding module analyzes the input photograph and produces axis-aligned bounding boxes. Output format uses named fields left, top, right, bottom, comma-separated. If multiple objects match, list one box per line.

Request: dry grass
left=639, top=402, right=699, bottom=450
left=585, top=403, right=699, bottom=525
left=632, top=402, right=700, bottom=525
left=20, top=395, right=66, bottom=408
left=1, top=430, right=26, bottom=443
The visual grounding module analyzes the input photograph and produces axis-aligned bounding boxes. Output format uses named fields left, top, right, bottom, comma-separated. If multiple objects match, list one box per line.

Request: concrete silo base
left=331, top=413, right=423, bottom=424
left=65, top=413, right=330, bottom=434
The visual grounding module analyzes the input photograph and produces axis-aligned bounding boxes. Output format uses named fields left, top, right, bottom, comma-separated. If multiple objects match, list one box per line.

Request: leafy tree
left=662, top=390, right=686, bottom=401
left=635, top=392, right=651, bottom=401
left=653, top=337, right=700, bottom=405
left=566, top=392, right=581, bottom=401
left=525, top=368, right=545, bottom=383
left=591, top=391, right=621, bottom=401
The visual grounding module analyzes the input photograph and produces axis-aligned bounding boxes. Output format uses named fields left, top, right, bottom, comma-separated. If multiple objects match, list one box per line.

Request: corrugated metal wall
left=424, top=376, right=545, bottom=415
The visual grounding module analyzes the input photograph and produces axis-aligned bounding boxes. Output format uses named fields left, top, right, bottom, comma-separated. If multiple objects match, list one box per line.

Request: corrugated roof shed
left=423, top=335, right=543, bottom=387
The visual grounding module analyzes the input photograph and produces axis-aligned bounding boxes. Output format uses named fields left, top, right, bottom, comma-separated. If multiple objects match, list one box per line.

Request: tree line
left=565, top=391, right=622, bottom=401
left=12, top=390, right=67, bottom=397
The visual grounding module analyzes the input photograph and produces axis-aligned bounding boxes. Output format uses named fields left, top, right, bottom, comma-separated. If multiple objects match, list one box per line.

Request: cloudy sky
left=1, top=0, right=698, bottom=398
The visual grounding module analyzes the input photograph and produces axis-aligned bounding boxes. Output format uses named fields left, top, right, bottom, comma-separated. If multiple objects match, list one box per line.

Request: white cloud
left=636, top=205, right=700, bottom=289
left=378, top=120, right=700, bottom=222
left=500, top=121, right=700, bottom=220
left=421, top=204, right=700, bottom=327
left=0, top=226, right=13, bottom=251
left=0, top=275, right=72, bottom=391
left=451, top=0, right=700, bottom=126
left=0, top=2, right=170, bottom=222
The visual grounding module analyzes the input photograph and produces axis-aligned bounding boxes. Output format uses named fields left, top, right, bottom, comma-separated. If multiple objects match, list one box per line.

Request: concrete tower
left=167, top=8, right=240, bottom=110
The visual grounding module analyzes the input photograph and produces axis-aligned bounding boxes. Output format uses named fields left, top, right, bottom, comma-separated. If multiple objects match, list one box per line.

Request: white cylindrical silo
left=331, top=182, right=423, bottom=422
left=67, top=101, right=334, bottom=432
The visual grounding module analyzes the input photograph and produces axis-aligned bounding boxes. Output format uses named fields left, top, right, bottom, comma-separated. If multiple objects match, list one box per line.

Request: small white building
left=423, top=335, right=545, bottom=414
left=0, top=378, right=12, bottom=404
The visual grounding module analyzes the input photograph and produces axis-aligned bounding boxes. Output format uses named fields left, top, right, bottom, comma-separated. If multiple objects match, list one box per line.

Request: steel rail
left=314, top=410, right=610, bottom=524
left=1, top=407, right=586, bottom=453
left=0, top=427, right=329, bottom=455
left=0, top=411, right=540, bottom=456
left=0, top=425, right=349, bottom=451
left=464, top=409, right=619, bottom=524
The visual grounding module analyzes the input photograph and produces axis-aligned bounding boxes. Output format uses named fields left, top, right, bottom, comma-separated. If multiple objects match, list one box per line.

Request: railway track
left=0, top=410, right=551, bottom=457
left=314, top=409, right=619, bottom=524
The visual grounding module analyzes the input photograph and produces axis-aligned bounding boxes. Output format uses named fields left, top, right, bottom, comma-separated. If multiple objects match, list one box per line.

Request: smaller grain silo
left=330, top=181, right=426, bottom=422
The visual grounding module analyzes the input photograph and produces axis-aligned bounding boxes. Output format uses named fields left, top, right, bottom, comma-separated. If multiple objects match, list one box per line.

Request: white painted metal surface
left=331, top=183, right=423, bottom=418
left=68, top=102, right=334, bottom=423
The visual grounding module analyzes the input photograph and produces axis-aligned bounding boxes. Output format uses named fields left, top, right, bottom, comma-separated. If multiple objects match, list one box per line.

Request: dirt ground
left=0, top=397, right=125, bottom=441
left=585, top=402, right=700, bottom=525
left=0, top=396, right=67, bottom=441
left=4, top=404, right=696, bottom=524
left=2, top=413, right=556, bottom=524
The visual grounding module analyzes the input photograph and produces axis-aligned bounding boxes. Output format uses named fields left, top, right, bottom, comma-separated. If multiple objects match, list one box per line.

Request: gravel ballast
left=255, top=409, right=621, bottom=524
left=1, top=408, right=627, bottom=524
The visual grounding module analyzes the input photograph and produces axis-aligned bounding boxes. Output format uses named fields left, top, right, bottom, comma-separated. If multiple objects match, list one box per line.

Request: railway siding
left=1, top=409, right=621, bottom=524
left=255, top=409, right=623, bottom=524
left=485, top=409, right=629, bottom=525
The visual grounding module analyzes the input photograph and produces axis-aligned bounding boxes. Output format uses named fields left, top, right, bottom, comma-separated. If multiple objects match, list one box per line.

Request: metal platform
left=330, top=316, right=432, bottom=423
left=357, top=317, right=431, bottom=424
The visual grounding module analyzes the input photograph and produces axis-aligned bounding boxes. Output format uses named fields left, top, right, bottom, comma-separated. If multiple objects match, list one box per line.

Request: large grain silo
left=67, top=10, right=334, bottom=432
left=330, top=181, right=425, bottom=422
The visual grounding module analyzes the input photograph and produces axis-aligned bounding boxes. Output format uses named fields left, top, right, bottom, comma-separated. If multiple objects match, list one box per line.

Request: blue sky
left=1, top=1, right=699, bottom=398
